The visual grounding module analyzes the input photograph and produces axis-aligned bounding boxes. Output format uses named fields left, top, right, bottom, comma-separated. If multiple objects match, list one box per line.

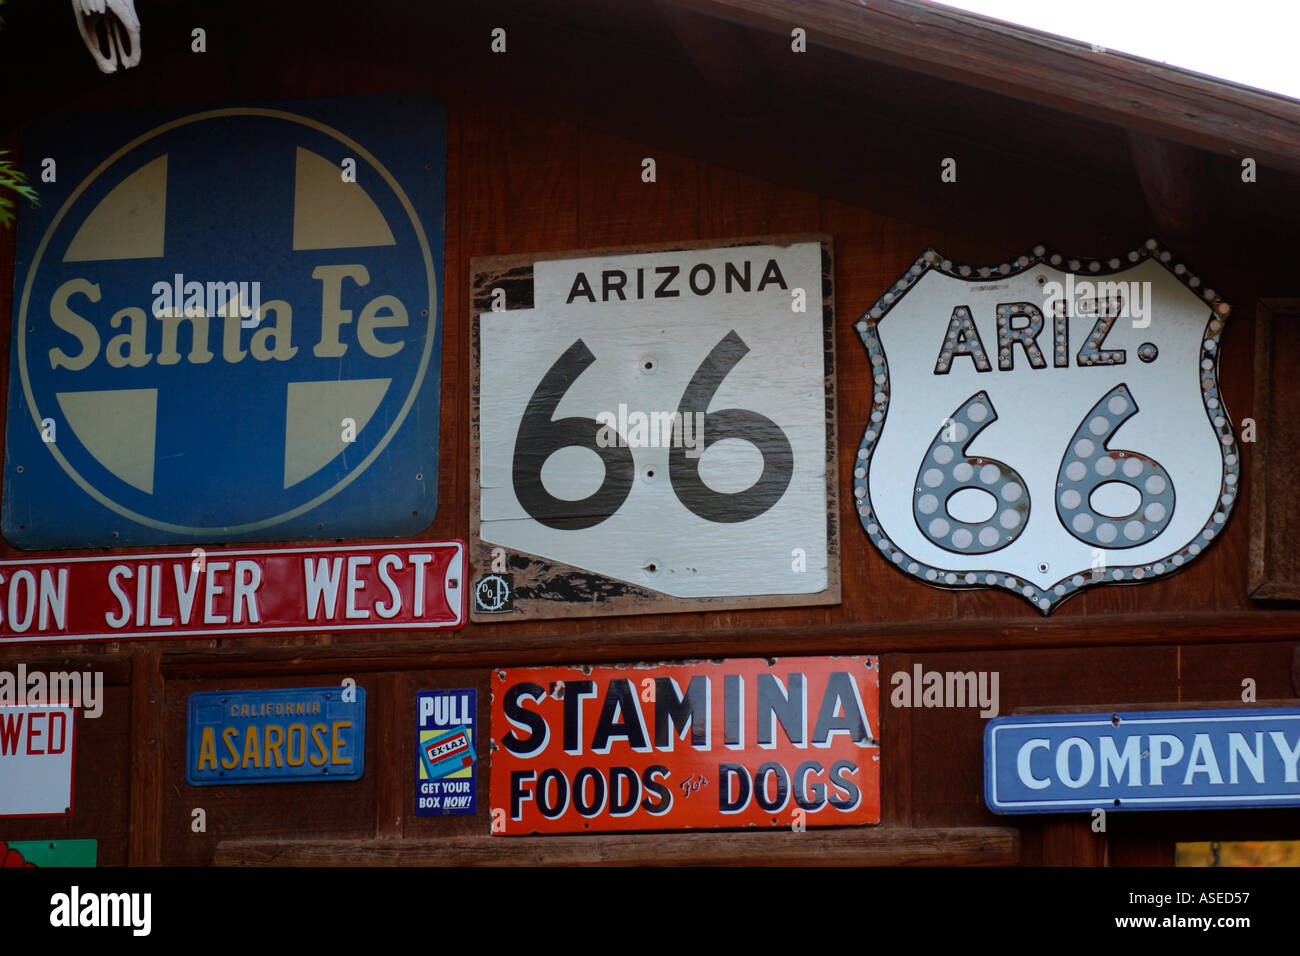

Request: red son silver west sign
left=490, top=656, right=880, bottom=835
left=0, top=541, right=465, bottom=645
left=854, top=242, right=1238, bottom=613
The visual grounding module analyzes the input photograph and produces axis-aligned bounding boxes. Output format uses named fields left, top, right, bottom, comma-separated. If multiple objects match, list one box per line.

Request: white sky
left=932, top=0, right=1300, bottom=101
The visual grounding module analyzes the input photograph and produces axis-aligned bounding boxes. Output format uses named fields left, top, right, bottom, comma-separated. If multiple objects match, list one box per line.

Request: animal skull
left=71, top=0, right=141, bottom=73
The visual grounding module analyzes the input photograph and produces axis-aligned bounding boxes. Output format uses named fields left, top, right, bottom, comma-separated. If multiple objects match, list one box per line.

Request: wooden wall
left=1, top=0, right=1297, bottom=866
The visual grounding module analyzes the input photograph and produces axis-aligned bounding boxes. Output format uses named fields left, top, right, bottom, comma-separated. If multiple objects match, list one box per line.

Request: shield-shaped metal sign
left=853, top=241, right=1238, bottom=613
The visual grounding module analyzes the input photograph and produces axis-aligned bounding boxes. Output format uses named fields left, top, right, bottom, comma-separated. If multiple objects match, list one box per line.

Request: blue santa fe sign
left=4, top=94, right=445, bottom=548
left=986, top=707, right=1300, bottom=813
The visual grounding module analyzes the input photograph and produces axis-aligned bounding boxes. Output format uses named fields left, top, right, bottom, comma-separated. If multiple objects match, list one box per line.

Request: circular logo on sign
left=15, top=107, right=437, bottom=536
left=474, top=574, right=512, bottom=612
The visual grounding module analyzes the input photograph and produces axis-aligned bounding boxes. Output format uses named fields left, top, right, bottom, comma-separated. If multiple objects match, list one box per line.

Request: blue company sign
left=5, top=94, right=445, bottom=548
left=187, top=686, right=365, bottom=785
left=985, top=707, right=1300, bottom=813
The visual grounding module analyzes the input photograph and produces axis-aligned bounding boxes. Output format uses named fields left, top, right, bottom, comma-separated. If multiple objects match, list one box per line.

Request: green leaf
left=0, top=147, right=38, bottom=227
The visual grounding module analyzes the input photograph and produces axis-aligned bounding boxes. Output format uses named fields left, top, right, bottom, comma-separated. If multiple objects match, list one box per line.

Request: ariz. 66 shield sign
left=854, top=242, right=1238, bottom=612
left=471, top=236, right=839, bottom=621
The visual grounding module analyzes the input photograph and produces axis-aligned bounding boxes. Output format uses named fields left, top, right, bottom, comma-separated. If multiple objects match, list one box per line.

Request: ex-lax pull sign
left=853, top=242, right=1238, bottom=613
left=5, top=94, right=446, bottom=548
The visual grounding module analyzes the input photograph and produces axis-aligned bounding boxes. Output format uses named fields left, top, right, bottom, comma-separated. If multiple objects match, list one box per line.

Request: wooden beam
left=1041, top=820, right=1107, bottom=866
left=664, top=0, right=1300, bottom=176
left=1014, top=699, right=1300, bottom=715
left=657, top=1, right=773, bottom=119
left=1127, top=131, right=1213, bottom=239
left=1250, top=300, right=1300, bottom=600
left=157, top=609, right=1300, bottom=678
left=0, top=655, right=131, bottom=684
left=127, top=646, right=164, bottom=865
left=373, top=673, right=403, bottom=840
left=214, top=825, right=1019, bottom=866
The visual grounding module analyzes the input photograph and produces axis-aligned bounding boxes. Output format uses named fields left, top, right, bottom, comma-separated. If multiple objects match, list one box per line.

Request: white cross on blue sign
left=4, top=94, right=445, bottom=548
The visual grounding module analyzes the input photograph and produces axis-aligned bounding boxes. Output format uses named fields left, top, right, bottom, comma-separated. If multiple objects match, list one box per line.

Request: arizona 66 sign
left=471, top=237, right=839, bottom=621
left=854, top=242, right=1238, bottom=613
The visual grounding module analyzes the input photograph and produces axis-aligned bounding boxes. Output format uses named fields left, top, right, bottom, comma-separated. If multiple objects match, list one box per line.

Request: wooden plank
left=665, top=0, right=1300, bottom=176
left=373, top=673, right=402, bottom=839
left=127, top=646, right=163, bottom=865
left=461, top=104, right=580, bottom=258
left=1040, top=820, right=1106, bottom=866
left=0, top=656, right=130, bottom=684
left=214, top=825, right=1019, bottom=866
left=1127, top=132, right=1212, bottom=240
left=1179, top=644, right=1294, bottom=703
left=72, top=685, right=132, bottom=865
left=879, top=653, right=912, bottom=829
left=1106, top=824, right=1173, bottom=867
left=578, top=128, right=698, bottom=247
left=155, top=609, right=1300, bottom=678
left=1249, top=300, right=1300, bottom=598
left=659, top=4, right=772, bottom=120
left=1014, top=698, right=1300, bottom=715
left=698, top=166, right=818, bottom=240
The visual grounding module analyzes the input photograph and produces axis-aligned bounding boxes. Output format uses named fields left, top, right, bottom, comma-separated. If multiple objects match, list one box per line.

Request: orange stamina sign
left=489, top=656, right=880, bottom=835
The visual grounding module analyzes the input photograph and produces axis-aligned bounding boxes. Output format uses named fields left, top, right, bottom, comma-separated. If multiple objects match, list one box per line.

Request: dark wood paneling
left=128, top=647, right=163, bottom=864
left=214, top=825, right=1019, bottom=866
left=1250, top=300, right=1300, bottom=599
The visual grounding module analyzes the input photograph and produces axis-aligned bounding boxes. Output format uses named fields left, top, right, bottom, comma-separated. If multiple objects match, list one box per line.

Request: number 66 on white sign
left=472, top=238, right=840, bottom=619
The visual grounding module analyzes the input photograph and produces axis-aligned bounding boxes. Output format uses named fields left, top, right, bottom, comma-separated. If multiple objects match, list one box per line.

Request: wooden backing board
left=213, top=825, right=1019, bottom=867
left=469, top=233, right=840, bottom=621
left=1250, top=299, right=1300, bottom=599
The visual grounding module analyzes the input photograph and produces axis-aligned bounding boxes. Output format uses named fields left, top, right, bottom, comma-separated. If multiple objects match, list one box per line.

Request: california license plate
left=186, top=686, right=366, bottom=785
